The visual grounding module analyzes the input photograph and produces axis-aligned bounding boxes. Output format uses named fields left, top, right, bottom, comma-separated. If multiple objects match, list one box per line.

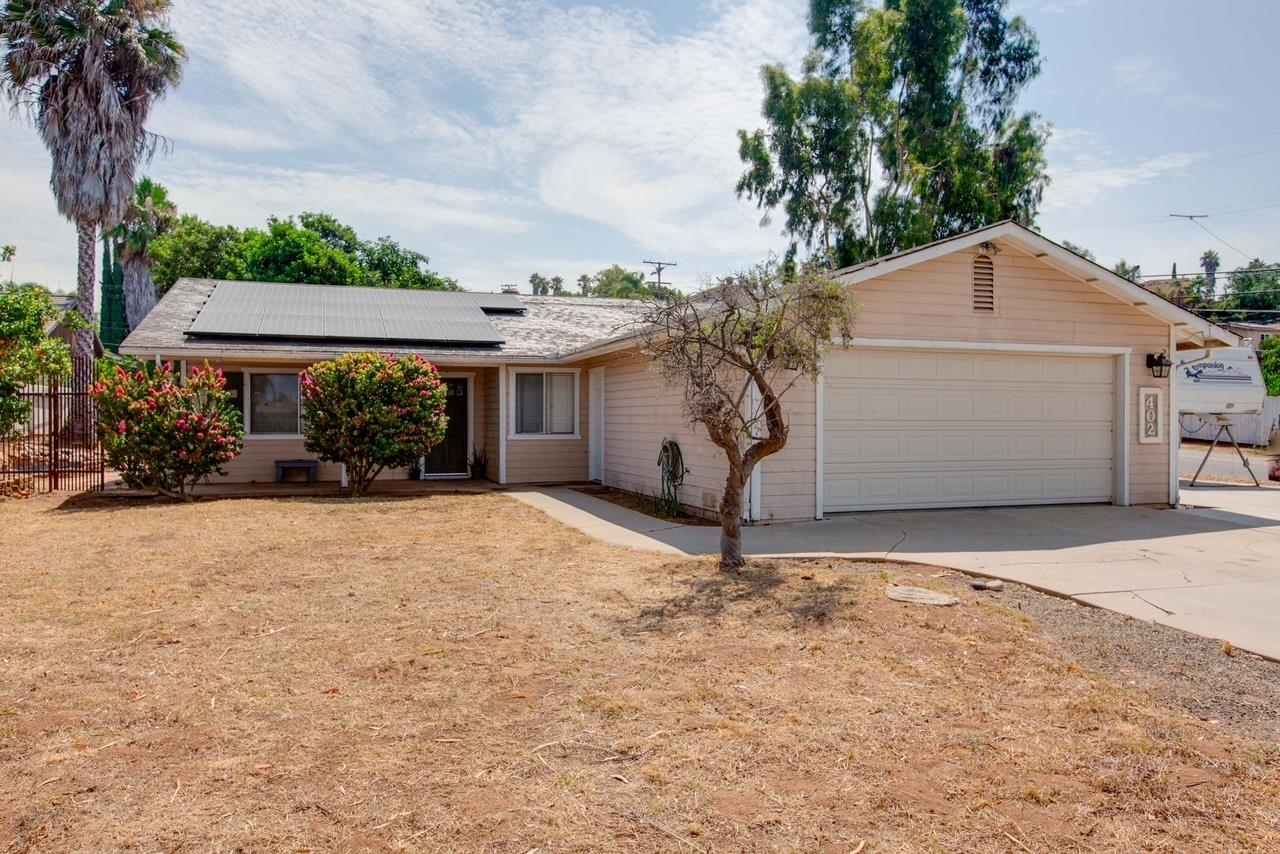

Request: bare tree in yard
left=641, top=264, right=856, bottom=570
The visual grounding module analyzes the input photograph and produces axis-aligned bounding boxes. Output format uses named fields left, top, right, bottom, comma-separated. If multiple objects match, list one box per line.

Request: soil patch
left=2, top=493, right=1278, bottom=851
left=573, top=484, right=719, bottom=525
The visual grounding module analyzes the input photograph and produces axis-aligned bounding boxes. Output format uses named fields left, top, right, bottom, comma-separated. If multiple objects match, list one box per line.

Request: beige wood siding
left=478, top=367, right=500, bottom=481
left=502, top=367, right=590, bottom=484
left=848, top=247, right=1171, bottom=505
left=222, top=437, right=343, bottom=483
left=189, top=359, right=489, bottom=485
left=582, top=244, right=1173, bottom=519
left=588, top=353, right=726, bottom=515
left=758, top=376, right=818, bottom=521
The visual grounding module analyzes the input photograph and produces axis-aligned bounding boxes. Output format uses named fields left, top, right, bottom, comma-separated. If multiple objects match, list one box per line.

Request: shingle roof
left=119, top=278, right=647, bottom=363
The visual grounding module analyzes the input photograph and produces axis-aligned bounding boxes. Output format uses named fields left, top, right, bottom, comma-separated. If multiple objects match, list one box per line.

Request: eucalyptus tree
left=737, top=0, right=1049, bottom=268
left=108, top=176, right=177, bottom=329
left=0, top=0, right=185, bottom=387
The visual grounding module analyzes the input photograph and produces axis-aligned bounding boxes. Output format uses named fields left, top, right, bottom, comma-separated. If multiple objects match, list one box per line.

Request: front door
left=423, top=377, right=469, bottom=476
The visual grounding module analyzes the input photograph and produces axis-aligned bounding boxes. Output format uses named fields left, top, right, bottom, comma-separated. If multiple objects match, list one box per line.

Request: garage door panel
left=826, top=429, right=1112, bottom=466
left=823, top=349, right=1116, bottom=512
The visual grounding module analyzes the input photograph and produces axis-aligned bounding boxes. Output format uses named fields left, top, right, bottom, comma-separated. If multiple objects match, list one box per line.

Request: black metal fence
left=0, top=381, right=105, bottom=494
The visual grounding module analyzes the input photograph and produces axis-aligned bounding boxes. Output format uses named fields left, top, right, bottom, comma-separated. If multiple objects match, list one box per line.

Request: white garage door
left=823, top=348, right=1116, bottom=512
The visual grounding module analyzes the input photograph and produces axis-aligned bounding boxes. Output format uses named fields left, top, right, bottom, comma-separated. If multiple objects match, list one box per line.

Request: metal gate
left=0, top=381, right=105, bottom=494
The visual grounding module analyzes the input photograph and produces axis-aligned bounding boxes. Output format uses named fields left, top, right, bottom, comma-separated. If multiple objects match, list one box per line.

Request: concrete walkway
left=511, top=483, right=1280, bottom=660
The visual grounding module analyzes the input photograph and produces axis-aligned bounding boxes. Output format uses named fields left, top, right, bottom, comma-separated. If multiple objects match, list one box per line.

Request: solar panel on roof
left=187, top=281, right=508, bottom=345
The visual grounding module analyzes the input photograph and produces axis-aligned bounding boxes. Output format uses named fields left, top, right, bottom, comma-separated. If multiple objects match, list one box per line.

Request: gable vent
left=972, top=254, right=995, bottom=313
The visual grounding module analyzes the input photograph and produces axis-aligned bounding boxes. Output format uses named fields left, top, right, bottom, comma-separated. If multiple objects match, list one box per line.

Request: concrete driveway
left=512, top=482, right=1280, bottom=660
left=1179, top=443, right=1272, bottom=483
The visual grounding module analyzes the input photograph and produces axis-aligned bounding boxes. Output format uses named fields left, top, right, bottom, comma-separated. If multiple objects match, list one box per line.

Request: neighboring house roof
left=831, top=221, right=1239, bottom=348
left=1220, top=320, right=1280, bottom=340
left=120, top=278, right=646, bottom=363
left=42, top=291, right=106, bottom=357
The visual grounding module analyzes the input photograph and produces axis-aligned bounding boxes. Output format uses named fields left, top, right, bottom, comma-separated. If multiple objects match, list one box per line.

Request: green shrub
left=92, top=361, right=243, bottom=498
left=1, top=284, right=74, bottom=435
left=1259, top=337, right=1280, bottom=397
left=300, top=353, right=448, bottom=496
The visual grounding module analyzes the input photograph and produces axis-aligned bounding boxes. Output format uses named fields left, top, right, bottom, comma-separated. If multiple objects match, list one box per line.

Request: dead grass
left=1, top=492, right=1278, bottom=852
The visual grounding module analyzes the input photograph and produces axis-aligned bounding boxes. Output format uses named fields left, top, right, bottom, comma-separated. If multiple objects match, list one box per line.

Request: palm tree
left=108, top=177, right=177, bottom=329
left=1200, top=249, right=1221, bottom=297
left=1, top=244, right=14, bottom=284
left=1, top=0, right=184, bottom=390
left=577, top=273, right=591, bottom=296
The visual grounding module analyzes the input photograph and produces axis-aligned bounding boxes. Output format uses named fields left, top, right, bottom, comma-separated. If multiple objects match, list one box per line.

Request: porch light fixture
left=1146, top=351, right=1173, bottom=379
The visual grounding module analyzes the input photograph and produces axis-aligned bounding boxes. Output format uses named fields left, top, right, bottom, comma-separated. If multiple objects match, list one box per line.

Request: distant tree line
left=148, top=209, right=458, bottom=296
left=526, top=265, right=681, bottom=301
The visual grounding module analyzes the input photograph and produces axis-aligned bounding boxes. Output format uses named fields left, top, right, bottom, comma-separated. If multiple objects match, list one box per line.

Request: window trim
left=243, top=369, right=305, bottom=439
left=508, top=367, right=581, bottom=440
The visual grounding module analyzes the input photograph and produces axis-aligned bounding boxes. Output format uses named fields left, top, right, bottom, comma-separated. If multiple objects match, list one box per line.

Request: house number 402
left=1138, top=388, right=1164, bottom=444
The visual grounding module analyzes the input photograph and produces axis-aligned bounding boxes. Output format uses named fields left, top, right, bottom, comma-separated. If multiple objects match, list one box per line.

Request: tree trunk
left=718, top=457, right=748, bottom=570
left=122, top=256, right=158, bottom=330
left=71, top=221, right=98, bottom=438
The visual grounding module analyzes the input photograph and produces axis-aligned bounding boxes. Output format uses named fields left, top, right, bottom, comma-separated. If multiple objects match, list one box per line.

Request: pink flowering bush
left=301, top=352, right=448, bottom=496
left=92, top=361, right=244, bottom=499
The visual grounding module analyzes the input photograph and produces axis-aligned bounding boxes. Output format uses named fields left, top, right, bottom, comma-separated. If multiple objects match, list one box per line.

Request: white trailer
left=1176, top=347, right=1268, bottom=485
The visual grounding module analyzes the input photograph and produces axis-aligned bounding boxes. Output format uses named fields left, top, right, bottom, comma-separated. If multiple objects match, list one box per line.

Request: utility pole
left=643, top=259, right=677, bottom=294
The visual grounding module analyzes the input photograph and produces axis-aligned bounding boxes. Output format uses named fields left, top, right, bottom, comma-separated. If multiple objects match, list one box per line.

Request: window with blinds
left=514, top=372, right=577, bottom=435
left=973, top=254, right=995, bottom=312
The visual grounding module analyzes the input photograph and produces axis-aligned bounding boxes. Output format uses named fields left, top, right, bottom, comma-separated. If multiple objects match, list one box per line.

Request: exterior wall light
left=1146, top=351, right=1173, bottom=379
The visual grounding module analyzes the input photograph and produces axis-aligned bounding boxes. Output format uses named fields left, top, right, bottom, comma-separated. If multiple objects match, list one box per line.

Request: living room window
left=513, top=371, right=577, bottom=436
left=248, top=373, right=303, bottom=435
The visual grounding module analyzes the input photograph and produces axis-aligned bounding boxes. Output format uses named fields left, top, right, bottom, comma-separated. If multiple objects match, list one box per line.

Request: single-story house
left=120, top=221, right=1237, bottom=518
left=1217, top=320, right=1280, bottom=347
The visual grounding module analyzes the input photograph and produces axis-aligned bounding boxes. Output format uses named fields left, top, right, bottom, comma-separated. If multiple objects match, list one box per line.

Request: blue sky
left=3, top=0, right=1278, bottom=295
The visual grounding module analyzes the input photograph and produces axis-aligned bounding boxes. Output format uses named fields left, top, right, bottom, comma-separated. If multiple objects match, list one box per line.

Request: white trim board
left=1168, top=325, right=1180, bottom=507
left=814, top=371, right=825, bottom=520
left=844, top=338, right=1132, bottom=356
left=588, top=367, right=605, bottom=482
left=497, top=364, right=508, bottom=484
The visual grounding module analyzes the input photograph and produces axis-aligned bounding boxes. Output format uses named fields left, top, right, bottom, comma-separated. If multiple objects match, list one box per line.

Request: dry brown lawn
left=1, top=492, right=1278, bottom=852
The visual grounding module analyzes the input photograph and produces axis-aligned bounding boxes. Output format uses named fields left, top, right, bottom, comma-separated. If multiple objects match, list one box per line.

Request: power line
left=1169, top=214, right=1257, bottom=262
left=1053, top=200, right=1280, bottom=233
left=1135, top=266, right=1280, bottom=280
left=642, top=259, right=678, bottom=292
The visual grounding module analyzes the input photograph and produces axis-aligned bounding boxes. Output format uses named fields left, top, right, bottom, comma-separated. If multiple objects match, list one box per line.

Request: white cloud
left=0, top=134, right=80, bottom=291
left=152, top=158, right=536, bottom=236
left=151, top=99, right=296, bottom=152
left=1113, top=56, right=1177, bottom=98
left=0, top=0, right=809, bottom=291
left=1042, top=128, right=1197, bottom=211
left=162, top=0, right=808, bottom=258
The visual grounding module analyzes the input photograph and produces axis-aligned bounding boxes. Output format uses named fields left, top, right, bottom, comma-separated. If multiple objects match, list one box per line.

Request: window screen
left=515, top=373, right=545, bottom=434
left=249, top=373, right=301, bottom=434
left=546, top=373, right=576, bottom=434
left=514, top=372, right=576, bottom=434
